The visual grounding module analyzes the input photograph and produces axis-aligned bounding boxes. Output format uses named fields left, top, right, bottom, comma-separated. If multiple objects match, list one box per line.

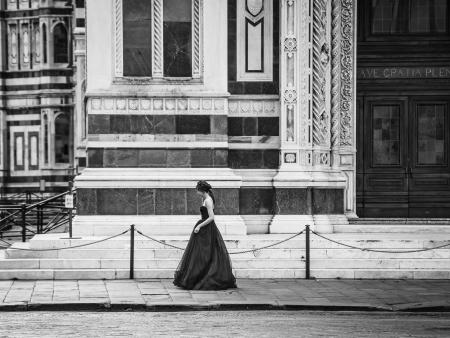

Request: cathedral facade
left=2, top=0, right=449, bottom=233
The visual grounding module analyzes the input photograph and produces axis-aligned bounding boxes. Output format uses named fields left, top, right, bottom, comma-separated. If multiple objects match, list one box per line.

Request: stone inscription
left=358, top=67, right=450, bottom=79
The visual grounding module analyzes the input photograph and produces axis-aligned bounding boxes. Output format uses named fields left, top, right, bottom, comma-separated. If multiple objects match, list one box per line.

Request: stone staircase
left=0, top=227, right=449, bottom=279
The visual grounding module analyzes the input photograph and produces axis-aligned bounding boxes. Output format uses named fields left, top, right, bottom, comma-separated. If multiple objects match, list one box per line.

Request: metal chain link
left=1, top=229, right=130, bottom=251
left=311, top=230, right=450, bottom=253
left=136, top=228, right=305, bottom=254
left=1, top=224, right=449, bottom=255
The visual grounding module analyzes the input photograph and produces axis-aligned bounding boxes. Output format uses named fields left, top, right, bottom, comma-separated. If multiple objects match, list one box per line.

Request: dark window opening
left=55, top=113, right=71, bottom=164
left=123, top=0, right=152, bottom=76
left=53, top=23, right=68, bottom=63
left=163, top=0, right=192, bottom=77
left=42, top=24, right=47, bottom=63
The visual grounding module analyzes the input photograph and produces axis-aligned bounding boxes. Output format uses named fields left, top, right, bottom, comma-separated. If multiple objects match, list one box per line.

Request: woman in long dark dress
left=173, top=180, right=237, bottom=290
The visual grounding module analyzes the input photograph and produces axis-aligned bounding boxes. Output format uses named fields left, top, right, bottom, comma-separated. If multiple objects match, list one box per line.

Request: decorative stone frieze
left=228, top=99, right=280, bottom=117
left=88, top=97, right=228, bottom=115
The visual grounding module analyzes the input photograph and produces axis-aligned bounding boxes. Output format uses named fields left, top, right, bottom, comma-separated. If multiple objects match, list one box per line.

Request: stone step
left=5, top=247, right=307, bottom=259
left=0, top=268, right=448, bottom=280
left=349, top=218, right=450, bottom=225
left=0, top=268, right=306, bottom=280
left=336, top=224, right=450, bottom=233
left=311, top=269, right=450, bottom=279
left=0, top=258, right=305, bottom=270
left=26, top=233, right=449, bottom=250
left=1, top=257, right=449, bottom=271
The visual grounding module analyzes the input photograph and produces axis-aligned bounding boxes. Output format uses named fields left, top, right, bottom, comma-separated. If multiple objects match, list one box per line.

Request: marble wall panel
left=191, top=149, right=213, bottom=167
left=138, top=149, right=167, bottom=167
left=97, top=188, right=137, bottom=215
left=167, top=149, right=190, bottom=167
left=110, top=115, right=131, bottom=134
left=212, top=188, right=240, bottom=215
left=243, top=117, right=257, bottom=136
left=274, top=188, right=311, bottom=215
left=211, top=115, right=228, bottom=135
left=213, top=149, right=228, bottom=167
left=258, top=117, right=279, bottom=136
left=240, top=188, right=275, bottom=214
left=176, top=115, right=210, bottom=134
left=76, top=189, right=98, bottom=215
left=154, top=115, right=176, bottom=134
left=87, top=149, right=104, bottom=168
left=103, top=149, right=139, bottom=167
left=312, top=189, right=344, bottom=214
left=88, top=115, right=110, bottom=134
left=137, top=189, right=156, bottom=215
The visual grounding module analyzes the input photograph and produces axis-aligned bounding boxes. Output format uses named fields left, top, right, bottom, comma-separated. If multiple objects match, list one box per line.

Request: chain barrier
left=1, top=223, right=450, bottom=281
left=135, top=228, right=305, bottom=255
left=311, top=230, right=450, bottom=253
left=1, top=229, right=130, bottom=252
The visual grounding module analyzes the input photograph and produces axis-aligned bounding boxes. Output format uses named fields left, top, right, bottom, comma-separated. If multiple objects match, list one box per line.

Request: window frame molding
left=113, top=0, right=204, bottom=83
left=41, top=109, right=73, bottom=170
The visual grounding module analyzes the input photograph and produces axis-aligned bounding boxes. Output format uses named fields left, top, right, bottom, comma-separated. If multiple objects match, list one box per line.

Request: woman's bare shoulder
left=204, top=197, right=214, bottom=208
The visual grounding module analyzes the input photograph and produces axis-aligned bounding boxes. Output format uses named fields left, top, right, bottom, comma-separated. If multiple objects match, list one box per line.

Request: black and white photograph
left=0, top=0, right=449, bottom=337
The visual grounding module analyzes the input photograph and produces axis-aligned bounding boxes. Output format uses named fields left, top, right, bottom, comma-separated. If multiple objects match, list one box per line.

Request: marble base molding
left=72, top=215, right=246, bottom=236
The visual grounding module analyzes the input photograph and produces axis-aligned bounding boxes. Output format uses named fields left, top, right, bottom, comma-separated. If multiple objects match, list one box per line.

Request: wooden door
left=357, top=96, right=450, bottom=217
left=408, top=99, right=450, bottom=217
left=360, top=97, right=409, bottom=217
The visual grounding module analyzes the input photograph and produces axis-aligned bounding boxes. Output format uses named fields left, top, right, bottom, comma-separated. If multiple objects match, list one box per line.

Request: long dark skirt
left=173, top=219, right=237, bottom=290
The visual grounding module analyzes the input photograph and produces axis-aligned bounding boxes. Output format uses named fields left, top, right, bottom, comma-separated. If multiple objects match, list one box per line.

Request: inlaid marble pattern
left=228, top=149, right=279, bottom=169
left=77, top=187, right=344, bottom=215
left=87, top=148, right=229, bottom=168
left=77, top=188, right=239, bottom=215
left=228, top=117, right=279, bottom=136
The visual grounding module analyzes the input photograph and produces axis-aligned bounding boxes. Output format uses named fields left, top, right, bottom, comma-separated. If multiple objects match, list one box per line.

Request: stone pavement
left=0, top=279, right=449, bottom=311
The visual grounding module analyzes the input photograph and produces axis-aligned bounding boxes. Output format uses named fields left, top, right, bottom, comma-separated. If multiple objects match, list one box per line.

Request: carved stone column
left=337, top=0, right=357, bottom=218
left=73, top=26, right=87, bottom=166
left=271, top=0, right=356, bottom=233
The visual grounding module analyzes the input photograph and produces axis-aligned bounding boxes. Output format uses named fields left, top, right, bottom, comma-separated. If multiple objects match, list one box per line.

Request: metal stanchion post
left=36, top=205, right=41, bottom=234
left=305, top=224, right=310, bottom=280
left=130, top=224, right=135, bottom=279
left=21, top=203, right=26, bottom=242
left=68, top=207, right=73, bottom=238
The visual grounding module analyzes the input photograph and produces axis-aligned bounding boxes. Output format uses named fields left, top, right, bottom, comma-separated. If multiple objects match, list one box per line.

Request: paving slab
left=0, top=279, right=448, bottom=311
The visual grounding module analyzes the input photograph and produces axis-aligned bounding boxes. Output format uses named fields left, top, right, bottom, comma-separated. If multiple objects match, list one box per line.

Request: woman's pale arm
left=194, top=199, right=215, bottom=233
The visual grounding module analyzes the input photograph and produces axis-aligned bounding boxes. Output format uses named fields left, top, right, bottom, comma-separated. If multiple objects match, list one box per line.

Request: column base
left=269, top=215, right=314, bottom=233
left=269, top=214, right=348, bottom=234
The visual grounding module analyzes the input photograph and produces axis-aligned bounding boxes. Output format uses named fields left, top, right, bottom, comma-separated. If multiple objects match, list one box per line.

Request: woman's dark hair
left=196, top=180, right=215, bottom=205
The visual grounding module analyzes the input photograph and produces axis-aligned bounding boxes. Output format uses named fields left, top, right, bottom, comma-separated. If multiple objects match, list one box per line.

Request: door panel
left=408, top=100, right=450, bottom=217
left=362, top=98, right=409, bottom=217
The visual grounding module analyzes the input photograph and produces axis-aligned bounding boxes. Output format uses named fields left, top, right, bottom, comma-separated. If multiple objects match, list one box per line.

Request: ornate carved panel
left=330, top=0, right=340, bottom=151
left=339, top=0, right=354, bottom=147
left=236, top=0, right=273, bottom=81
left=279, top=0, right=312, bottom=166
left=312, top=0, right=329, bottom=147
